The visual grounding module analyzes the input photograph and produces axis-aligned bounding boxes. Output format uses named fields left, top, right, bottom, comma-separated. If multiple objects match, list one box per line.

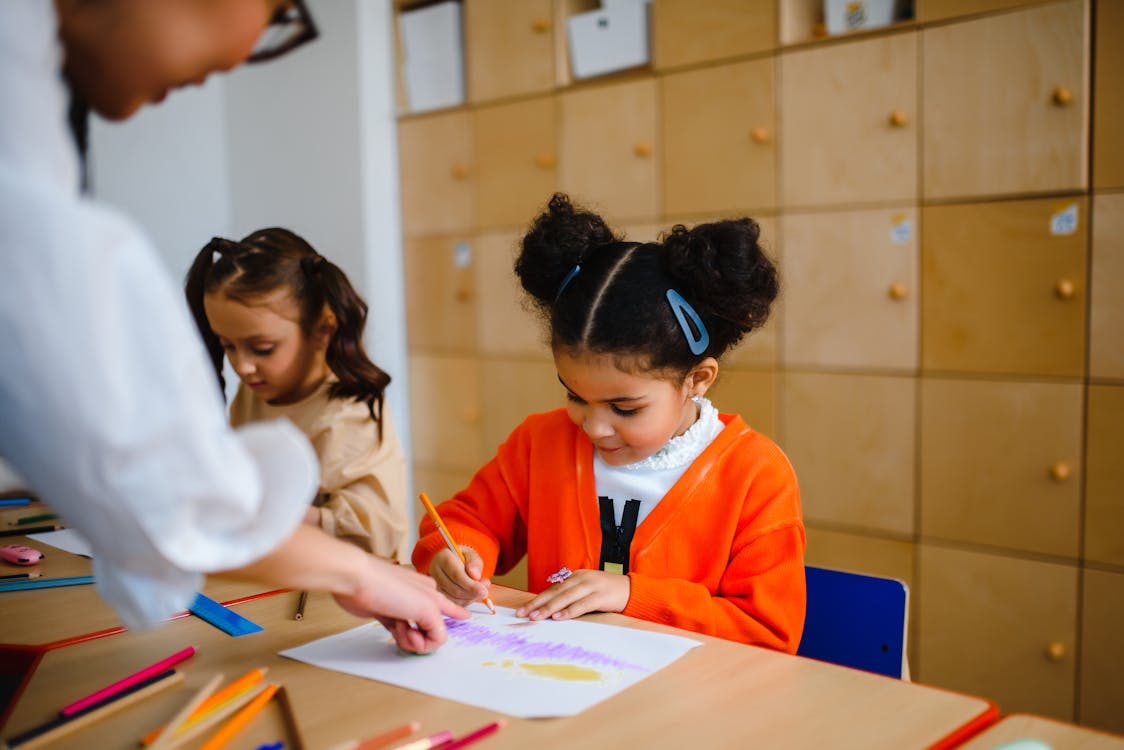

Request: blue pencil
left=0, top=498, right=32, bottom=507
left=0, top=575, right=94, bottom=593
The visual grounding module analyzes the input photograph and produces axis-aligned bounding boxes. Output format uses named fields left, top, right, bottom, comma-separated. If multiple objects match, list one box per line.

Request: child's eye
left=221, top=343, right=235, bottom=352
left=252, top=346, right=274, bottom=356
left=565, top=392, right=585, bottom=405
left=611, top=405, right=640, bottom=417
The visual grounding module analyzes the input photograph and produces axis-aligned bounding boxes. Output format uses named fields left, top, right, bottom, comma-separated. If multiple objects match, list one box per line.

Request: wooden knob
left=889, top=110, right=909, bottom=128
left=1046, top=642, right=1066, bottom=661
left=450, top=163, right=469, bottom=180
left=888, top=282, right=908, bottom=301
left=750, top=127, right=771, bottom=144
left=534, top=152, right=556, bottom=170
left=633, top=142, right=653, bottom=158
left=1054, top=278, right=1075, bottom=300
left=462, top=405, right=481, bottom=424
left=1052, top=86, right=1073, bottom=106
left=531, top=18, right=550, bottom=33
left=1050, top=461, right=1071, bottom=481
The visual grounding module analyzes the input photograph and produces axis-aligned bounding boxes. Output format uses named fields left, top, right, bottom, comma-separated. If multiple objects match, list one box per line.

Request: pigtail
left=184, top=238, right=232, bottom=397
left=305, top=257, right=391, bottom=440
left=661, top=219, right=778, bottom=356
left=516, top=193, right=619, bottom=312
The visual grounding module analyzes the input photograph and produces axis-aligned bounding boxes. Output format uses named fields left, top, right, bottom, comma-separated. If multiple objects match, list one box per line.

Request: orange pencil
left=198, top=683, right=279, bottom=750
left=419, top=492, right=496, bottom=614
left=139, top=667, right=267, bottom=746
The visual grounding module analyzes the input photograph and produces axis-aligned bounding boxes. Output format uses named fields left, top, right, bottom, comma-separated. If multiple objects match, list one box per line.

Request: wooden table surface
left=956, top=713, right=1124, bottom=749
left=0, top=534, right=277, bottom=647
left=2, top=586, right=997, bottom=750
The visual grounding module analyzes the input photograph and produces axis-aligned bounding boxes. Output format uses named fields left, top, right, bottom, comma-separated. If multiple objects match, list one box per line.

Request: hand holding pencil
left=419, top=493, right=496, bottom=614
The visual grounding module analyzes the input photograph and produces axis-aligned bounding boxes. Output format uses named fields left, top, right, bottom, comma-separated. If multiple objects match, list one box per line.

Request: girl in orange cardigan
left=413, top=194, right=806, bottom=651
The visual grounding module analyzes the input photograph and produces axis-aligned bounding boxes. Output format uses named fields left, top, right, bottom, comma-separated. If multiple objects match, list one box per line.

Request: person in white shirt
left=0, top=0, right=467, bottom=653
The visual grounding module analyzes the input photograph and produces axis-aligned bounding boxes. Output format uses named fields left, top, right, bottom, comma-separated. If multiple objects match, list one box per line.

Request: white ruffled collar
left=614, top=396, right=723, bottom=472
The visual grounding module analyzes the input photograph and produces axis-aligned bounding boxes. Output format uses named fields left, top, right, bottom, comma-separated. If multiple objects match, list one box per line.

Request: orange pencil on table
left=418, top=492, right=496, bottom=614
left=198, top=682, right=280, bottom=750
left=139, top=667, right=268, bottom=746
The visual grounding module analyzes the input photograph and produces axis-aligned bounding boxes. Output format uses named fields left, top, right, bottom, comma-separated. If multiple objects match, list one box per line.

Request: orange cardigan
left=413, top=408, right=806, bottom=652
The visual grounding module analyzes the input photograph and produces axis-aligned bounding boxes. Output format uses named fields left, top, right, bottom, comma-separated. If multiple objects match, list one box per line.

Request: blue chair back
left=797, top=565, right=908, bottom=679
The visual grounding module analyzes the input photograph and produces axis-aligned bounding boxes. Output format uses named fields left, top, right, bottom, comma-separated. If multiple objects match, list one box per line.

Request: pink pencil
left=388, top=729, right=454, bottom=750
left=60, top=646, right=195, bottom=717
left=435, top=720, right=505, bottom=750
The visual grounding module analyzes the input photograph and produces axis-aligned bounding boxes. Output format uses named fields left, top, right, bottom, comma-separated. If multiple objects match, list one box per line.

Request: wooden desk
left=955, top=714, right=1124, bottom=749
left=0, top=535, right=280, bottom=646
left=3, top=587, right=997, bottom=750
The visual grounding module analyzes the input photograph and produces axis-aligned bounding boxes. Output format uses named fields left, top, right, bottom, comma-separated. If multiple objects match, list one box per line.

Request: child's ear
left=687, top=357, right=719, bottom=397
left=315, top=305, right=337, bottom=344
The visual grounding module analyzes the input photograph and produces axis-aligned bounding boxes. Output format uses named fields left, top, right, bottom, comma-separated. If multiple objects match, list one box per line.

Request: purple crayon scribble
left=444, top=618, right=645, bottom=672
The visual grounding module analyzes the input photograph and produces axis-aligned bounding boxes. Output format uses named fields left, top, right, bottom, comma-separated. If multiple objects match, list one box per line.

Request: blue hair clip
left=555, top=264, right=582, bottom=302
left=666, top=289, right=710, bottom=356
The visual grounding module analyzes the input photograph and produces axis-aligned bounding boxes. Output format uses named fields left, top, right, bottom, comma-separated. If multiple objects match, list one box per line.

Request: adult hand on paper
left=334, top=558, right=470, bottom=654
left=429, top=546, right=492, bottom=607
left=515, top=568, right=630, bottom=621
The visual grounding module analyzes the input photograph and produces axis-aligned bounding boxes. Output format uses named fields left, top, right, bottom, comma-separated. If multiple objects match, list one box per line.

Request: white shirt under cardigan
left=0, top=1, right=318, bottom=628
left=595, top=397, right=724, bottom=528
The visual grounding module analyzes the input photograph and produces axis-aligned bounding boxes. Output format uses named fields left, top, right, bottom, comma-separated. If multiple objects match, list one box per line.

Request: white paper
left=398, top=1, right=464, bottom=113
left=26, top=527, right=93, bottom=557
left=280, top=605, right=702, bottom=718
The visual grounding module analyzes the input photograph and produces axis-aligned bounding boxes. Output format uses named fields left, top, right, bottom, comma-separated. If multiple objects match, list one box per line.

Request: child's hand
left=514, top=569, right=630, bottom=621
left=428, top=546, right=491, bottom=607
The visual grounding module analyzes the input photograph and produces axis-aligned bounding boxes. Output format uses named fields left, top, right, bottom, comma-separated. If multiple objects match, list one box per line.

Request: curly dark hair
left=515, top=193, right=778, bottom=378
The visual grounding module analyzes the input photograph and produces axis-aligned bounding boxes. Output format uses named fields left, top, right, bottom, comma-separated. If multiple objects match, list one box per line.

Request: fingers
left=430, top=549, right=489, bottom=605
left=516, top=570, right=630, bottom=621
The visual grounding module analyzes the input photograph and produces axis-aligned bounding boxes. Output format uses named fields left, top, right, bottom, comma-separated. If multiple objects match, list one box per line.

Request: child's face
left=203, top=289, right=329, bottom=406
left=555, top=350, right=703, bottom=467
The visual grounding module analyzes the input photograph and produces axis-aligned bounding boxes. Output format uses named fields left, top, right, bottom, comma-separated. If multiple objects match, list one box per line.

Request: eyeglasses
left=248, top=0, right=319, bottom=63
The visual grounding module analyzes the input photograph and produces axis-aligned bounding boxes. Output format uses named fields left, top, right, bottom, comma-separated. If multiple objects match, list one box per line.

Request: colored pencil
left=294, top=590, right=308, bottom=620
left=388, top=729, right=453, bottom=750
left=139, top=667, right=268, bottom=746
left=14, top=513, right=58, bottom=526
left=0, top=498, right=32, bottom=507
left=146, top=682, right=270, bottom=750
left=418, top=493, right=496, bottom=614
left=0, top=575, right=94, bottom=592
left=61, top=646, right=195, bottom=717
left=436, top=720, right=505, bottom=750
left=6, top=670, right=184, bottom=749
left=327, top=720, right=419, bottom=750
left=0, top=572, right=41, bottom=581
left=198, top=682, right=279, bottom=750
left=148, top=672, right=226, bottom=750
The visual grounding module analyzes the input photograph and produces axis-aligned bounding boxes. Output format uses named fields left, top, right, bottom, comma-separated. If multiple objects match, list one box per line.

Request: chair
left=797, top=565, right=909, bottom=679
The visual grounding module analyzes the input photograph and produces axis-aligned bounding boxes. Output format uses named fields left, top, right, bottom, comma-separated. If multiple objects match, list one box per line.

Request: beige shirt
left=230, top=379, right=408, bottom=561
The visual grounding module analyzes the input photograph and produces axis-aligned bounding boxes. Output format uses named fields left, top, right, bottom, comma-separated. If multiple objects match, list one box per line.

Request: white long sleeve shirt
left=0, top=1, right=318, bottom=628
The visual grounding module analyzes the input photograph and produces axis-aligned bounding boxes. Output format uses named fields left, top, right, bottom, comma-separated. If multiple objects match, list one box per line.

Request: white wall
left=86, top=0, right=414, bottom=520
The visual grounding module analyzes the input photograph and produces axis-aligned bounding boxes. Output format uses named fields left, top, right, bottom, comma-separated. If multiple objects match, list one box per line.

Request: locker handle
left=1052, top=86, right=1073, bottom=107
left=888, top=110, right=909, bottom=128
left=1054, top=278, right=1075, bottom=300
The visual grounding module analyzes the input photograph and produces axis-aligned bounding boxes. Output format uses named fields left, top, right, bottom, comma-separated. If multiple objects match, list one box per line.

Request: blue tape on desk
left=189, top=592, right=264, bottom=636
left=0, top=575, right=95, bottom=593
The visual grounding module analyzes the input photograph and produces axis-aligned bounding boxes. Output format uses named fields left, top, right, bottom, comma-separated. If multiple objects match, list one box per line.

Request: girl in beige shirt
left=185, top=227, right=408, bottom=561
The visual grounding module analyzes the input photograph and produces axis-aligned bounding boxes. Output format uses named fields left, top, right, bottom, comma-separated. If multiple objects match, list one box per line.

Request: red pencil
left=435, top=720, right=505, bottom=750
left=60, top=646, right=195, bottom=717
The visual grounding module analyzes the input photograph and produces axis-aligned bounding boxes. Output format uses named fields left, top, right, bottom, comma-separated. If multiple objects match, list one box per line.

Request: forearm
left=222, top=523, right=370, bottom=597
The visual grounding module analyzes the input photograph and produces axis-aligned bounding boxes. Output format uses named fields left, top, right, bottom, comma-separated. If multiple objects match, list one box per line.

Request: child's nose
left=582, top=413, right=613, bottom=440
left=231, top=354, right=255, bottom=376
